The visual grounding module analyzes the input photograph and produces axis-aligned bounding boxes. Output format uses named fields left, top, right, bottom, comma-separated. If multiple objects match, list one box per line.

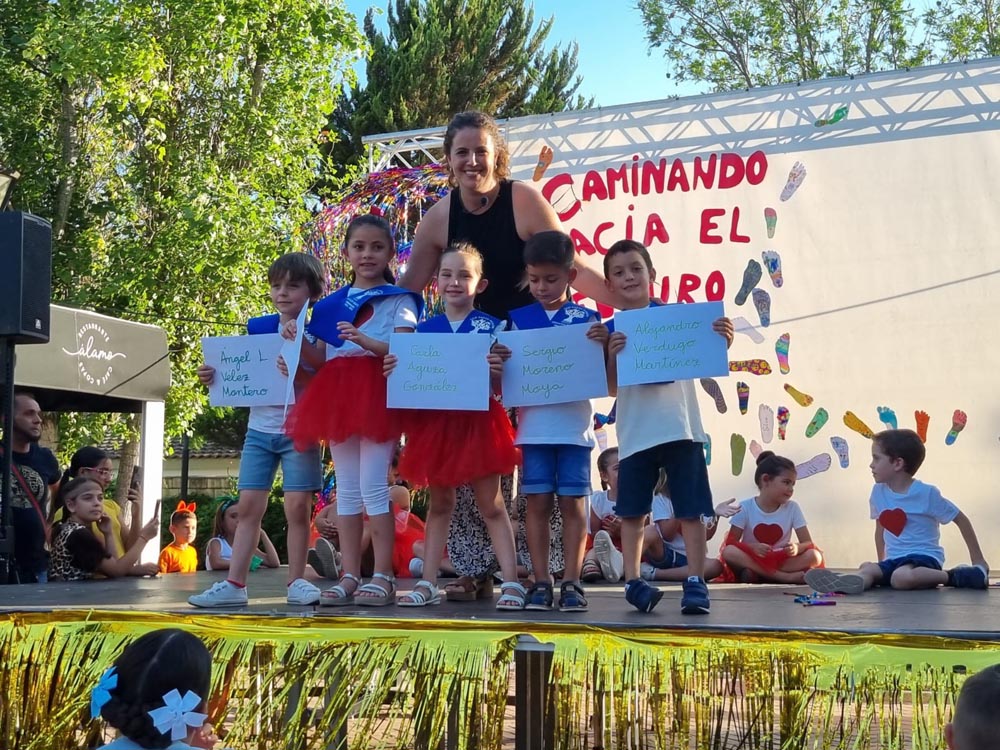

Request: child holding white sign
left=495, top=231, right=609, bottom=613
left=604, top=239, right=734, bottom=615
left=190, top=252, right=326, bottom=609
left=385, top=243, right=525, bottom=609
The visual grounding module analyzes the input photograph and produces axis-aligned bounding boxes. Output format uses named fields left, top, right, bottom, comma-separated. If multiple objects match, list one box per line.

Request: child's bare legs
left=890, top=564, right=948, bottom=590
left=227, top=489, right=269, bottom=586
left=474, top=474, right=518, bottom=582
left=337, top=513, right=364, bottom=594
left=367, top=511, right=394, bottom=584
left=621, top=516, right=645, bottom=581
left=284, top=490, right=312, bottom=583
left=558, top=495, right=587, bottom=583
left=418, top=486, right=455, bottom=585
left=680, top=519, right=707, bottom=579
left=525, top=492, right=555, bottom=584
left=642, top=524, right=666, bottom=561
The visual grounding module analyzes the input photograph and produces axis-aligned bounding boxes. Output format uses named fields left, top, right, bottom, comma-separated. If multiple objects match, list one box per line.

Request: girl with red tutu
left=720, top=451, right=824, bottom=583
left=385, top=243, right=526, bottom=609
left=284, top=214, right=423, bottom=607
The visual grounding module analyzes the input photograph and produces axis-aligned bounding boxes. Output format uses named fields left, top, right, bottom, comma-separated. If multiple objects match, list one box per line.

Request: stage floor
left=1, top=568, right=995, bottom=638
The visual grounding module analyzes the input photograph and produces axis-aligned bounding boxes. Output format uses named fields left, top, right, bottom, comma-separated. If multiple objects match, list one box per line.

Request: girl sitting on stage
left=284, top=214, right=422, bottom=607
left=385, top=243, right=524, bottom=609
left=49, top=477, right=160, bottom=581
left=91, top=628, right=218, bottom=749
left=205, top=497, right=280, bottom=572
left=720, top=452, right=823, bottom=584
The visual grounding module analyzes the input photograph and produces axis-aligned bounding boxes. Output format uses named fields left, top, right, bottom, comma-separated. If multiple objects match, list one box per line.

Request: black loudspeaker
left=0, top=212, right=51, bottom=344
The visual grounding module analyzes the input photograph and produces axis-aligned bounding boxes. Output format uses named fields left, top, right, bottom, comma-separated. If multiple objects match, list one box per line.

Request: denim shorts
left=617, top=440, right=712, bottom=519
left=646, top=546, right=688, bottom=570
left=520, top=444, right=592, bottom=497
left=237, top=429, right=321, bottom=491
left=876, top=554, right=942, bottom=585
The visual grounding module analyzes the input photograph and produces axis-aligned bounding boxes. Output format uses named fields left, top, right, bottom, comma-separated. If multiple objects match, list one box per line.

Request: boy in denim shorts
left=604, top=240, right=733, bottom=614
left=190, top=253, right=325, bottom=608
left=805, top=428, right=989, bottom=594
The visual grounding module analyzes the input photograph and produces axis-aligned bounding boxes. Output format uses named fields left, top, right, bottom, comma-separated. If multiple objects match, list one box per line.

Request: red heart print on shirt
left=753, top=523, right=784, bottom=546
left=879, top=508, right=907, bottom=537
left=353, top=302, right=375, bottom=328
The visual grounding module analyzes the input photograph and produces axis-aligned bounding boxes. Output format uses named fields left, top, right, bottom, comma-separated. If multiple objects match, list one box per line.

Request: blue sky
left=343, top=0, right=692, bottom=107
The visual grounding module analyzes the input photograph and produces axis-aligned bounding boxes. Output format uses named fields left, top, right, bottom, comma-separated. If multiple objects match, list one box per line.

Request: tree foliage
left=0, top=0, right=363, bottom=447
left=924, top=0, right=1000, bottom=59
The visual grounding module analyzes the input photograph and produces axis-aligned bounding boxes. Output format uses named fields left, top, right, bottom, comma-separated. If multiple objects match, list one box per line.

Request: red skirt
left=398, top=398, right=520, bottom=487
left=718, top=540, right=824, bottom=581
left=392, top=510, right=426, bottom=577
left=285, top=355, right=400, bottom=450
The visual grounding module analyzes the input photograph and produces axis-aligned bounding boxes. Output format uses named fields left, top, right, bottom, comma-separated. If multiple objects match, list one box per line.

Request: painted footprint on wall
left=532, top=145, right=553, bottom=181
left=814, top=104, right=849, bottom=127
left=730, top=359, right=773, bottom=376
left=830, top=436, right=850, bottom=468
left=780, top=161, right=807, bottom=201
left=945, top=410, right=967, bottom=445
left=777, top=406, right=790, bottom=440
left=761, top=250, right=783, bottom=287
left=749, top=439, right=763, bottom=459
left=731, top=433, right=747, bottom=475
left=737, top=382, right=750, bottom=415
left=914, top=410, right=930, bottom=443
left=844, top=411, right=876, bottom=439
left=783, top=383, right=813, bottom=407
left=700, top=378, right=728, bottom=413
left=752, top=288, right=771, bottom=327
left=759, top=404, right=775, bottom=443
left=877, top=406, right=898, bottom=430
left=733, top=316, right=765, bottom=344
left=734, top=259, right=763, bottom=305
left=704, top=434, right=712, bottom=466
left=764, top=207, right=777, bottom=238
left=775, top=333, right=790, bottom=374
left=796, top=453, right=832, bottom=479
left=805, top=407, right=829, bottom=437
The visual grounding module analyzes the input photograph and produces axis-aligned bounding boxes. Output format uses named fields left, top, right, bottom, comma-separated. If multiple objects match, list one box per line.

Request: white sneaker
left=409, top=557, right=424, bottom=577
left=189, top=580, right=248, bottom=608
left=593, top=530, right=624, bottom=582
left=313, top=537, right=341, bottom=580
left=640, top=562, right=656, bottom=581
left=287, top=578, right=321, bottom=606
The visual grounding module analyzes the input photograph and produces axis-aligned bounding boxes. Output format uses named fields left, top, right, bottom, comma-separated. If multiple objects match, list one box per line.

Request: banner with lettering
left=387, top=333, right=491, bottom=411
left=497, top=325, right=608, bottom=407
left=201, top=334, right=288, bottom=407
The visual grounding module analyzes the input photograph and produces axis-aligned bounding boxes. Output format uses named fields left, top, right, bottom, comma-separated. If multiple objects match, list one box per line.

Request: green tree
left=0, top=0, right=364, bottom=451
left=326, top=0, right=589, bottom=179
left=924, top=0, right=1000, bottom=59
left=635, top=0, right=929, bottom=92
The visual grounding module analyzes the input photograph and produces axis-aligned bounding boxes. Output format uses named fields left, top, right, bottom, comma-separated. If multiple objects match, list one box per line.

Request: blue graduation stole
left=307, top=284, right=424, bottom=346
left=417, top=310, right=504, bottom=335
left=509, top=301, right=596, bottom=331
left=247, top=314, right=280, bottom=335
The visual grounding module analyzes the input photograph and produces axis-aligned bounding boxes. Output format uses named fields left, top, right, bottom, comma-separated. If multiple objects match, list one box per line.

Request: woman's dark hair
left=344, top=214, right=396, bottom=284
left=596, top=447, right=619, bottom=491
left=100, top=629, right=212, bottom=749
left=51, top=476, right=103, bottom=541
left=443, top=111, right=510, bottom=186
left=211, top=497, right=238, bottom=540
left=754, top=451, right=796, bottom=487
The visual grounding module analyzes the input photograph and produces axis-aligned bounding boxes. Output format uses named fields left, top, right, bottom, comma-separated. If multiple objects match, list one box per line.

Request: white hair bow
left=147, top=689, right=207, bottom=741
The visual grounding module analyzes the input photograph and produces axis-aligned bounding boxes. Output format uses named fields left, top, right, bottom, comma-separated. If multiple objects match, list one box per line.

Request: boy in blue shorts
left=604, top=239, right=733, bottom=614
left=805, top=428, right=989, bottom=594
left=189, top=253, right=326, bottom=608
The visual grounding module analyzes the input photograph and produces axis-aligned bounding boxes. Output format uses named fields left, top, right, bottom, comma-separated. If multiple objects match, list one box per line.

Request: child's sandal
left=356, top=572, right=396, bottom=607
left=496, top=581, right=527, bottom=610
left=398, top=580, right=442, bottom=608
left=320, top=573, right=360, bottom=607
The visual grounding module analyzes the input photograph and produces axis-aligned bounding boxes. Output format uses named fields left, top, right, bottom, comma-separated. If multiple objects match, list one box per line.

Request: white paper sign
left=614, top=301, right=729, bottom=387
left=497, top=325, right=608, bottom=407
left=387, top=333, right=491, bottom=411
left=279, top=304, right=308, bottom=416
left=201, top=334, right=289, bottom=407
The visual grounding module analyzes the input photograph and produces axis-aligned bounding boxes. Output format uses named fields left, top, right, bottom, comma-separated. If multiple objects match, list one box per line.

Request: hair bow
left=148, top=688, right=207, bottom=741
left=175, top=500, right=197, bottom=513
left=90, top=667, right=118, bottom=719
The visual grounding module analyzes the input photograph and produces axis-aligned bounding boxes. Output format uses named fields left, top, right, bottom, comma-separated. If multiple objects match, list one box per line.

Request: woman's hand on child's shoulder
left=607, top=331, right=627, bottom=356
left=712, top=317, right=734, bottom=348
left=714, top=498, right=739, bottom=518
left=383, top=353, right=399, bottom=378
left=587, top=322, right=610, bottom=346
left=196, top=365, right=216, bottom=385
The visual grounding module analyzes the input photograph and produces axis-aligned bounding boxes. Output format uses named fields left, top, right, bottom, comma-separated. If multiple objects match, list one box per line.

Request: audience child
left=49, top=478, right=159, bottom=581
left=496, top=230, right=608, bottom=612
left=387, top=243, right=524, bottom=609
left=805, top=429, right=989, bottom=594
left=581, top=446, right=624, bottom=584
left=189, top=252, right=325, bottom=608
left=603, top=239, right=734, bottom=614
left=158, top=502, right=199, bottom=574
left=720, top=452, right=823, bottom=583
left=946, top=664, right=1000, bottom=750
left=92, top=628, right=217, bottom=749
left=204, top=497, right=279, bottom=572
left=284, top=215, right=422, bottom=607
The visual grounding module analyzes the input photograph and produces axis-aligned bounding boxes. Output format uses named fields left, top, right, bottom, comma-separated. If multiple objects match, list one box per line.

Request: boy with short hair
left=603, top=239, right=733, bottom=614
left=805, top=428, right=989, bottom=594
left=159, top=504, right=198, bottom=574
left=946, top=664, right=1000, bottom=750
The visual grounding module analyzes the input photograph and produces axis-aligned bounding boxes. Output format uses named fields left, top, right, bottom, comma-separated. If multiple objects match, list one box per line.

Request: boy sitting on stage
left=158, top=502, right=199, bottom=574
left=946, top=664, right=1000, bottom=750
left=805, top=429, right=988, bottom=594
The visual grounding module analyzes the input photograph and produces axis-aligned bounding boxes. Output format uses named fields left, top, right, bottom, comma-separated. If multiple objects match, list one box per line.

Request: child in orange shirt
left=158, top=502, right=199, bottom=573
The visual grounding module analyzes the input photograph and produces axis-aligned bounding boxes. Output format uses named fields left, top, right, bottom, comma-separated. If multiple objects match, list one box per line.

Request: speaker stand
left=0, top=337, right=18, bottom=583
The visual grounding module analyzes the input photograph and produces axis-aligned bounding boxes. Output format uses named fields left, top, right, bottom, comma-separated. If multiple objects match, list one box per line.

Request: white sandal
left=355, top=572, right=397, bottom=607
left=320, top=573, right=360, bottom=607
left=397, top=580, right=442, bottom=608
left=496, top=581, right=527, bottom=610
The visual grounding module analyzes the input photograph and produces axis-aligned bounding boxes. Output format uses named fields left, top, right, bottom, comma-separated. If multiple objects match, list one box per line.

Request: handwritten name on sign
left=201, top=334, right=289, bottom=407
left=614, top=301, right=729, bottom=387
left=387, top=333, right=491, bottom=411
left=497, top=325, right=608, bottom=407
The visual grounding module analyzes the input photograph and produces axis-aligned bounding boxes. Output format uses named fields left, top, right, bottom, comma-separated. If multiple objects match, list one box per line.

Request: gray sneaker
left=189, top=580, right=249, bottom=608
left=313, top=537, right=341, bottom=580
left=804, top=569, right=865, bottom=595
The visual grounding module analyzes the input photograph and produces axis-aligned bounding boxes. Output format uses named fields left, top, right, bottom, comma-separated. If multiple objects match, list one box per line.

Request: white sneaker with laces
left=593, top=530, right=623, bottom=582
left=287, top=578, right=321, bottom=606
left=189, top=580, right=248, bottom=608
left=640, top=562, right=656, bottom=581
left=313, top=537, right=341, bottom=580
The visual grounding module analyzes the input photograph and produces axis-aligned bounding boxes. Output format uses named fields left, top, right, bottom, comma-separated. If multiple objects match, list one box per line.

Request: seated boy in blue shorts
left=805, top=428, right=989, bottom=594
left=604, top=239, right=733, bottom=615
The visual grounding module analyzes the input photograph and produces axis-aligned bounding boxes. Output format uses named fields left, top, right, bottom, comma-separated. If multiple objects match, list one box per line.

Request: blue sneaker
left=680, top=577, right=710, bottom=614
left=524, top=582, right=554, bottom=611
left=558, top=582, right=588, bottom=612
left=624, top=578, right=663, bottom=613
left=948, top=564, right=988, bottom=589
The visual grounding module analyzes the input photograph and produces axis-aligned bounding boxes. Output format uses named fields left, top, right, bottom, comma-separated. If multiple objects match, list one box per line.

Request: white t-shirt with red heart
left=869, top=480, right=959, bottom=565
left=729, top=497, right=807, bottom=549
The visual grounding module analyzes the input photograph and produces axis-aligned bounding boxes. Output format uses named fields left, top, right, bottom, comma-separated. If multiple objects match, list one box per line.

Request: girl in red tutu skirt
left=385, top=243, right=526, bottom=609
left=284, top=215, right=422, bottom=607
left=720, top=451, right=824, bottom=583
